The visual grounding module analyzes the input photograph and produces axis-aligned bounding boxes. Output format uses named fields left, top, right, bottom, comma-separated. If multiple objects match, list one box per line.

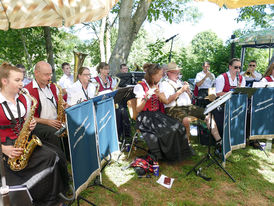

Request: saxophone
left=8, top=89, right=42, bottom=171
left=54, top=83, right=66, bottom=136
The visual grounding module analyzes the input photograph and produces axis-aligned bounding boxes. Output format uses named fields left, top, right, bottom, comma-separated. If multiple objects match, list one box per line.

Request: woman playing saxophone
left=0, top=63, right=69, bottom=206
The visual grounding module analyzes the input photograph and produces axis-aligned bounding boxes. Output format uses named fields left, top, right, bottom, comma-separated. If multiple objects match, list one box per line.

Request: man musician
left=194, top=61, right=215, bottom=107
left=24, top=61, right=64, bottom=149
left=240, top=60, right=262, bottom=87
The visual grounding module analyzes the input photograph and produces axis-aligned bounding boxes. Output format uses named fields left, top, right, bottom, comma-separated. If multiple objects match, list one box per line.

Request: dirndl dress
left=136, top=110, right=194, bottom=161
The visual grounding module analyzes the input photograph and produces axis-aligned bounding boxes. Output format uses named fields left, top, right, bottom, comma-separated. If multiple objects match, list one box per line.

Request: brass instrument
left=244, top=70, right=252, bottom=77
left=54, top=83, right=66, bottom=136
left=73, top=51, right=88, bottom=82
left=8, top=89, right=42, bottom=171
left=112, top=76, right=121, bottom=91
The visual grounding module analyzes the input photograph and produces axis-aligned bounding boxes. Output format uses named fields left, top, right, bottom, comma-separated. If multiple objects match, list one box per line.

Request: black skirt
left=3, top=138, right=69, bottom=206
left=136, top=110, right=194, bottom=161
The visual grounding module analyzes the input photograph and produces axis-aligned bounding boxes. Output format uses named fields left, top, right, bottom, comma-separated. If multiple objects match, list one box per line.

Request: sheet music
left=204, top=91, right=233, bottom=115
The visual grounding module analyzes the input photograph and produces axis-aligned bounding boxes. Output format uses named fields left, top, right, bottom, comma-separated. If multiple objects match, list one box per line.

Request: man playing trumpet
left=194, top=62, right=215, bottom=107
left=240, top=60, right=262, bottom=86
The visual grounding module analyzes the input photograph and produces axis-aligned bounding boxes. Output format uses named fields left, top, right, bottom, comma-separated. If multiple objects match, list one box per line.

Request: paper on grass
left=156, top=174, right=174, bottom=189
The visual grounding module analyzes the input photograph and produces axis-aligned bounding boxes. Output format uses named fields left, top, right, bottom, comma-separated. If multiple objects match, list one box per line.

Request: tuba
left=8, top=89, right=42, bottom=171
left=73, top=51, right=88, bottom=82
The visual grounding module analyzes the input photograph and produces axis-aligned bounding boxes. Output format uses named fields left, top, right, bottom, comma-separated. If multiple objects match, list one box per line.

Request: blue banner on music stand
left=65, top=100, right=100, bottom=197
left=95, top=97, right=119, bottom=160
left=250, top=88, right=274, bottom=140
left=229, top=94, right=247, bottom=150
left=222, top=102, right=231, bottom=163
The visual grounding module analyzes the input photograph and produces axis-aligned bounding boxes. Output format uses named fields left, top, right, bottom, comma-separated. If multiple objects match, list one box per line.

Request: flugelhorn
left=244, top=70, right=252, bottom=77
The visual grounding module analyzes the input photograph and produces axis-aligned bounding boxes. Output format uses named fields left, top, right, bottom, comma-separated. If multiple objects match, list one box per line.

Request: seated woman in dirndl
left=133, top=63, right=194, bottom=161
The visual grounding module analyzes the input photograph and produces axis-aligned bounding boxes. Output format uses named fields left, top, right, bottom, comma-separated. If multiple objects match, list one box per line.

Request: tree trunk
left=19, top=30, right=33, bottom=71
left=100, top=17, right=106, bottom=62
left=109, top=0, right=151, bottom=75
left=43, top=26, right=56, bottom=82
left=106, top=18, right=111, bottom=63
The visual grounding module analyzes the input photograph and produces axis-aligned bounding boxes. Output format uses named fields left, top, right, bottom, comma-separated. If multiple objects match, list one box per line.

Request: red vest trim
left=94, top=76, right=113, bottom=92
left=139, top=81, right=165, bottom=113
left=24, top=81, right=58, bottom=118
left=0, top=95, right=27, bottom=142
left=265, top=76, right=273, bottom=82
left=222, top=72, right=243, bottom=92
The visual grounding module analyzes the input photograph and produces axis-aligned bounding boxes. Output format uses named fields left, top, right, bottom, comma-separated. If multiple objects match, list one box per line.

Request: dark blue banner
left=95, top=97, right=120, bottom=160
left=229, top=94, right=247, bottom=150
left=65, top=100, right=100, bottom=197
left=250, top=88, right=274, bottom=139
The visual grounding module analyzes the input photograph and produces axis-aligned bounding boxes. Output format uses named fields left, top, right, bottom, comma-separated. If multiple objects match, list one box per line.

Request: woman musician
left=261, top=62, right=274, bottom=83
left=0, top=63, right=69, bottom=206
left=67, top=66, right=96, bottom=106
left=133, top=63, right=194, bottom=161
left=91, top=62, right=118, bottom=95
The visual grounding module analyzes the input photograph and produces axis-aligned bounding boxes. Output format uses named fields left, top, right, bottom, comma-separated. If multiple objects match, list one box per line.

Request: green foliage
left=237, top=5, right=274, bottom=28
left=148, top=0, right=200, bottom=24
left=145, top=39, right=168, bottom=64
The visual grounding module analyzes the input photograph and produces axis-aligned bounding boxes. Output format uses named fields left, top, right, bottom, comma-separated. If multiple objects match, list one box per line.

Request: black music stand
left=116, top=72, right=145, bottom=87
left=186, top=92, right=236, bottom=182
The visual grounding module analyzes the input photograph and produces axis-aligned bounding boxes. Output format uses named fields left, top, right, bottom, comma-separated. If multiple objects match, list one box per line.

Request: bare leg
left=205, top=114, right=221, bottom=142
left=183, top=117, right=191, bottom=142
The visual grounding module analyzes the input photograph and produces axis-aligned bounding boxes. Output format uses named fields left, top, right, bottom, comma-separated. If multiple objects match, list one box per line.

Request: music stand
left=116, top=72, right=145, bottom=87
left=186, top=91, right=236, bottom=182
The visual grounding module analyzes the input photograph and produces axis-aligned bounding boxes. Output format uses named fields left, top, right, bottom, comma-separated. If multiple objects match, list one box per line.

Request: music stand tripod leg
left=209, top=153, right=236, bottom=182
left=186, top=154, right=209, bottom=176
left=255, top=140, right=269, bottom=158
left=77, top=196, right=97, bottom=206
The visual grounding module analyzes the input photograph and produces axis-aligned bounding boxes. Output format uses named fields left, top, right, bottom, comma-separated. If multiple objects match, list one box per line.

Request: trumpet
left=244, top=70, right=252, bottom=77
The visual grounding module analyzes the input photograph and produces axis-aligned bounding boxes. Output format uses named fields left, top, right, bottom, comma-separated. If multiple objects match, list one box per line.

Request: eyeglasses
left=249, top=64, right=256, bottom=67
left=233, top=66, right=241, bottom=69
left=82, top=73, right=91, bottom=76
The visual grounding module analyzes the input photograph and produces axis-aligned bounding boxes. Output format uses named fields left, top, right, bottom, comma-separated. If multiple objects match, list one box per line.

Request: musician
left=158, top=62, right=222, bottom=146
left=194, top=61, right=215, bottom=99
left=24, top=61, right=62, bottom=148
left=216, top=58, right=246, bottom=96
left=261, top=62, right=274, bottom=82
left=67, top=66, right=96, bottom=106
left=120, top=63, right=129, bottom=73
left=0, top=62, right=69, bottom=206
left=16, top=64, right=31, bottom=86
left=240, top=60, right=262, bottom=87
left=91, top=62, right=117, bottom=94
left=213, top=58, right=246, bottom=143
left=133, top=63, right=194, bottom=161
left=57, top=62, right=74, bottom=94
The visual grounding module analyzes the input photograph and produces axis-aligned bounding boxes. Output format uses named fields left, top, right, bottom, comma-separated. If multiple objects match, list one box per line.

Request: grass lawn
left=70, top=136, right=274, bottom=206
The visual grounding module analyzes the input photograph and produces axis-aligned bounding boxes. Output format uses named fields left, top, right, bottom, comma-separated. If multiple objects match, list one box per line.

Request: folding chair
left=126, top=98, right=148, bottom=159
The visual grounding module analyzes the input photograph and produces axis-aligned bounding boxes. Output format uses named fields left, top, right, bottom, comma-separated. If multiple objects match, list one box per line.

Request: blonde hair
left=0, top=62, right=22, bottom=88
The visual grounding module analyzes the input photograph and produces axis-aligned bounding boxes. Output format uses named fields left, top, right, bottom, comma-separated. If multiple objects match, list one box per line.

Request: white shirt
left=0, top=91, right=31, bottom=120
left=67, top=80, right=96, bottom=105
left=261, top=75, right=274, bottom=83
left=215, top=71, right=246, bottom=94
left=194, top=71, right=215, bottom=89
left=240, top=70, right=262, bottom=81
left=133, top=80, right=149, bottom=99
left=90, top=76, right=118, bottom=90
left=159, top=79, right=192, bottom=107
left=25, top=80, right=58, bottom=120
left=57, top=74, right=74, bottom=89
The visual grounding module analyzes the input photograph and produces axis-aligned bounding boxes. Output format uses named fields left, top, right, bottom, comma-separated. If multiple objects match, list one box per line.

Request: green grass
left=69, top=135, right=274, bottom=206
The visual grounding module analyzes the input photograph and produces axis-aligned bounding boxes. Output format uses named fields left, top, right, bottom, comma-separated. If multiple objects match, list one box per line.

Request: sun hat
left=166, top=62, right=182, bottom=72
